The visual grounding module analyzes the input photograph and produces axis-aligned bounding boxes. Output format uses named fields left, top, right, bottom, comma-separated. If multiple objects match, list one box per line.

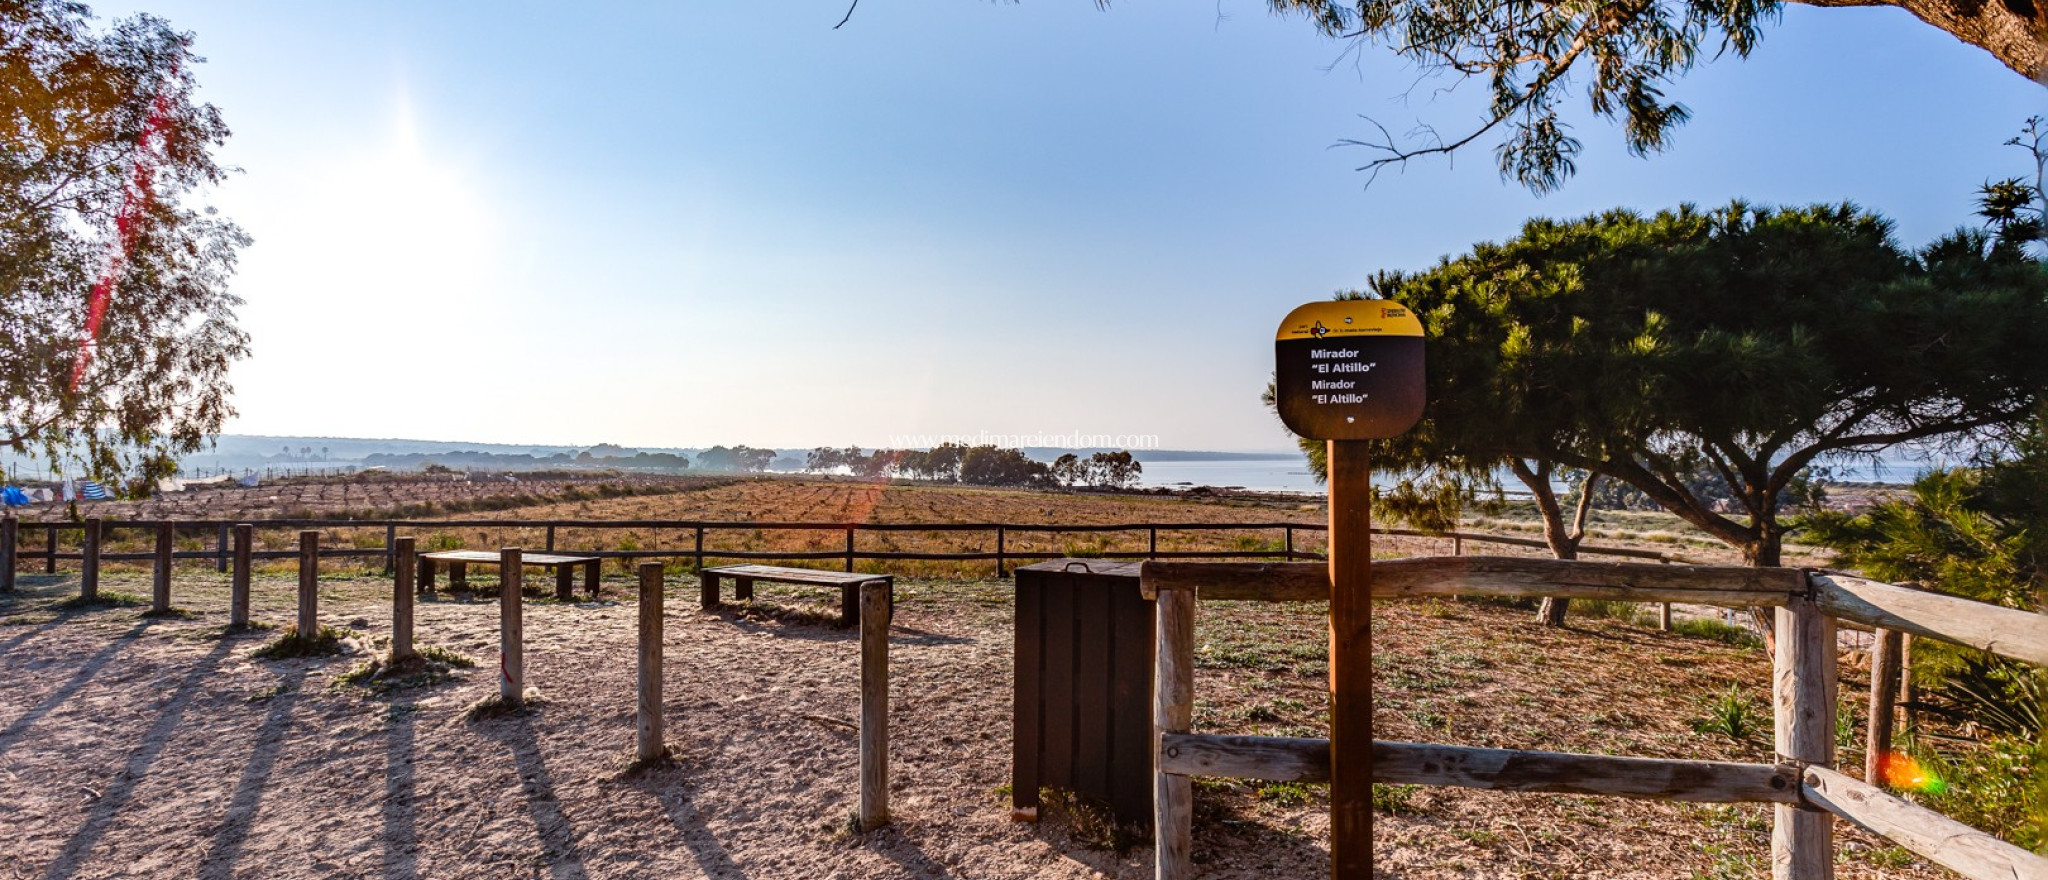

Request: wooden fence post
left=545, top=524, right=556, bottom=553
left=1327, top=440, right=1374, bottom=880
left=231, top=524, right=252, bottom=627
left=392, top=537, right=416, bottom=662
left=844, top=527, right=856, bottom=573
left=1148, top=527, right=1158, bottom=559
left=216, top=523, right=229, bottom=573
left=1773, top=592, right=1838, bottom=880
left=1, top=514, right=16, bottom=591
left=44, top=523, right=56, bottom=574
left=1660, top=602, right=1674, bottom=631
left=500, top=547, right=524, bottom=703
left=384, top=524, right=397, bottom=573
left=1153, top=583, right=1195, bottom=880
left=692, top=526, right=704, bottom=572
left=859, top=578, right=891, bottom=830
left=1283, top=525, right=1294, bottom=560
left=995, top=527, right=1006, bottom=579
left=297, top=530, right=319, bottom=637
left=1865, top=628, right=1902, bottom=786
left=637, top=561, right=665, bottom=763
left=81, top=517, right=100, bottom=601
left=1899, top=634, right=1917, bottom=737
left=152, top=521, right=173, bottom=613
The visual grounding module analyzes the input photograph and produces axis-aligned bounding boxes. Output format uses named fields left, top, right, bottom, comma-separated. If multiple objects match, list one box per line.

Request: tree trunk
left=1744, top=529, right=1784, bottom=655
left=1515, top=460, right=1583, bottom=626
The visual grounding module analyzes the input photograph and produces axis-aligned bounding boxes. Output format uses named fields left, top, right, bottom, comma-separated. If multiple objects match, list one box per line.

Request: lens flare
left=70, top=66, right=179, bottom=392
left=1878, top=751, right=1947, bottom=794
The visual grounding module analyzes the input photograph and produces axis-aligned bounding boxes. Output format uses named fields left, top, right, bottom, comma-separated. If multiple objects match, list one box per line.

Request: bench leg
left=418, top=557, right=436, bottom=593
left=700, top=573, right=721, bottom=610
left=735, top=577, right=754, bottom=602
left=555, top=564, right=574, bottom=601
left=846, top=578, right=892, bottom=627
left=449, top=561, right=468, bottom=593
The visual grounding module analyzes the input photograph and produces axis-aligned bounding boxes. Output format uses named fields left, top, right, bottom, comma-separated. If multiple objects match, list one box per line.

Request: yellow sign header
left=1275, top=300, right=1423, bottom=342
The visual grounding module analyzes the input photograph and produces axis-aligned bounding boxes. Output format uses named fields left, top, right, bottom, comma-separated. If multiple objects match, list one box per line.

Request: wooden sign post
left=1274, top=300, right=1425, bottom=880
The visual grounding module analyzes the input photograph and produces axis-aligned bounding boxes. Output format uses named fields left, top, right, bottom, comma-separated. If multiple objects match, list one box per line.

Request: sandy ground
left=0, top=566, right=1958, bottom=880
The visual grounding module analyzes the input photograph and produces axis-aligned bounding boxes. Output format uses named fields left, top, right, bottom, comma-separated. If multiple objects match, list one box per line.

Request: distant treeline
left=805, top=444, right=1141, bottom=489
left=360, top=443, right=782, bottom=473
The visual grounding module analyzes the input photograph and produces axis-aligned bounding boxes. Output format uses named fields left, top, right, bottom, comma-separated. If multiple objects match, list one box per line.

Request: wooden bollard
left=1865, top=628, right=1903, bottom=786
left=392, top=537, right=416, bottom=662
left=500, top=548, right=523, bottom=703
left=81, top=517, right=101, bottom=601
left=1327, top=440, right=1374, bottom=879
left=230, top=524, right=252, bottom=627
left=636, top=561, right=664, bottom=763
left=152, top=521, right=173, bottom=613
left=1153, top=583, right=1196, bottom=879
left=1, top=514, right=16, bottom=591
left=1772, top=595, right=1838, bottom=879
left=859, top=578, right=891, bottom=830
left=297, top=530, right=319, bottom=637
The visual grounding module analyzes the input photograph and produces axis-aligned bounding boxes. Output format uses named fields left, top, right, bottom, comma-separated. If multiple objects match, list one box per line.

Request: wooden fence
left=0, top=514, right=1698, bottom=585
left=1141, top=558, right=2048, bottom=880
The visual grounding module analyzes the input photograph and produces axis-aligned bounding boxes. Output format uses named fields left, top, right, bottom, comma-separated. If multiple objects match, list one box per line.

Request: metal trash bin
left=1012, top=558, right=1156, bottom=828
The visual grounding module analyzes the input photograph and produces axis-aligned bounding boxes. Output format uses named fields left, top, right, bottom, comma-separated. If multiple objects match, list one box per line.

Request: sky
left=92, top=0, right=2048, bottom=453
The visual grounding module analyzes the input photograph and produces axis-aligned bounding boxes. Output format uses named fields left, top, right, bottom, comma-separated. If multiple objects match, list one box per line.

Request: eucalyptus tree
left=2, top=0, right=249, bottom=488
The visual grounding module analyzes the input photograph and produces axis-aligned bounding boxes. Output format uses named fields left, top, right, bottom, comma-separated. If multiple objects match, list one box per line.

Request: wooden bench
left=699, top=564, right=892, bottom=627
left=418, top=550, right=602, bottom=600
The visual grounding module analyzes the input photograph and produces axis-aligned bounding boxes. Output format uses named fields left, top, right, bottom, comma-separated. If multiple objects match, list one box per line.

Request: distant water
left=1138, top=460, right=1323, bottom=494
left=1133, top=453, right=1937, bottom=496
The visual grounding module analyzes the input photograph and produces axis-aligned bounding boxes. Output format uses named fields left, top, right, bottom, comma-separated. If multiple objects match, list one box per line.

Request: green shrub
left=1692, top=683, right=1761, bottom=745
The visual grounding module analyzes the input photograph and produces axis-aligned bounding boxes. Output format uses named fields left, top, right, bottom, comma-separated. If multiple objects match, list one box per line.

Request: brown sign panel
left=1274, top=300, right=1425, bottom=440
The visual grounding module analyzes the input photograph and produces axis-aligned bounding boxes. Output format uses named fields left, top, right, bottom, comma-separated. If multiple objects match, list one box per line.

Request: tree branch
left=1785, top=0, right=2047, bottom=78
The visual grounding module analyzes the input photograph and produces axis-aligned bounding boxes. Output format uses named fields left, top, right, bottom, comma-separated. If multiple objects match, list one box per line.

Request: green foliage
left=1259, top=0, right=1781, bottom=192
left=1331, top=202, right=2048, bottom=567
left=55, top=589, right=143, bottom=609
left=1692, top=683, right=1761, bottom=745
left=1256, top=782, right=1318, bottom=807
left=1369, top=783, right=1425, bottom=815
left=1670, top=616, right=1763, bottom=649
left=252, top=625, right=350, bottom=659
left=957, top=446, right=1050, bottom=487
left=1907, top=735, right=2045, bottom=852
left=0, top=0, right=249, bottom=482
left=693, top=445, right=775, bottom=472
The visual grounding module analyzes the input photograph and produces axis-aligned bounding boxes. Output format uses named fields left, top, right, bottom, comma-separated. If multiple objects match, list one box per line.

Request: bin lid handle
left=1061, top=561, right=1093, bottom=573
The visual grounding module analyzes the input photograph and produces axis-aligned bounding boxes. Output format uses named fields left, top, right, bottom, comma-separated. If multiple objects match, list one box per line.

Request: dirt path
left=0, top=569, right=1953, bottom=880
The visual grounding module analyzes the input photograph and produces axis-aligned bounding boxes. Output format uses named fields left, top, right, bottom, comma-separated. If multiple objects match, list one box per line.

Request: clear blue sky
left=98, top=1, right=2047, bottom=452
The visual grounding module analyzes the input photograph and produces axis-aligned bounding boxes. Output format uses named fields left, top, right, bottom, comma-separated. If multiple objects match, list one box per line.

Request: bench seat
left=418, top=549, right=602, bottom=600
left=699, top=563, right=892, bottom=626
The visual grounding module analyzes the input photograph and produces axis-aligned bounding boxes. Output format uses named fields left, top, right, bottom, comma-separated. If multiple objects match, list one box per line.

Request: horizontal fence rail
left=0, top=517, right=1704, bottom=580
left=1156, top=734, right=1803, bottom=804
